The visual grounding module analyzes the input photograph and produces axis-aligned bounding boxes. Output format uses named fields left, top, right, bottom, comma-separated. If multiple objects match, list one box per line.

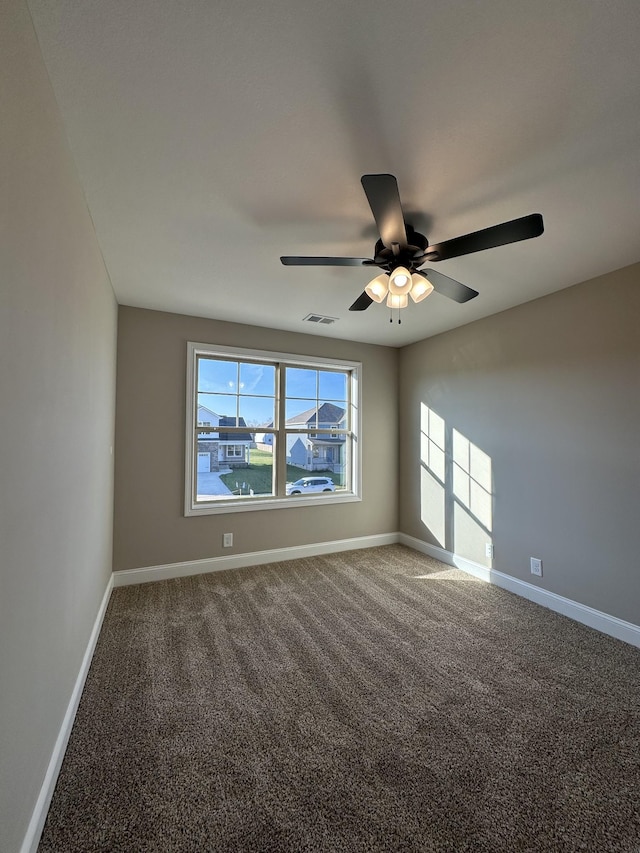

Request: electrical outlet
left=485, top=543, right=494, bottom=559
left=223, top=533, right=233, bottom=548
left=530, top=557, right=543, bottom=577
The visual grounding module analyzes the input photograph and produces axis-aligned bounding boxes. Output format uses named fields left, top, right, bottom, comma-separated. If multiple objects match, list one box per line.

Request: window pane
left=286, top=432, right=346, bottom=490
left=317, top=401, right=346, bottom=427
left=285, top=367, right=317, bottom=399
left=198, top=393, right=237, bottom=419
left=239, top=363, right=275, bottom=396
left=318, top=371, right=347, bottom=402
left=196, top=445, right=274, bottom=501
left=198, top=358, right=238, bottom=392
left=238, top=396, right=274, bottom=426
left=285, top=399, right=317, bottom=426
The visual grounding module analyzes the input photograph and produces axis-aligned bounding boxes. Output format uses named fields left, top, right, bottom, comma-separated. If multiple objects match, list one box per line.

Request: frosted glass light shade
left=388, top=266, right=412, bottom=295
left=409, top=274, right=434, bottom=303
left=386, top=292, right=408, bottom=309
left=364, top=274, right=389, bottom=303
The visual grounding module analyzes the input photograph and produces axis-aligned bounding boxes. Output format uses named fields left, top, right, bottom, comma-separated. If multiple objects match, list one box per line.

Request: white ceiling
left=28, top=0, right=640, bottom=347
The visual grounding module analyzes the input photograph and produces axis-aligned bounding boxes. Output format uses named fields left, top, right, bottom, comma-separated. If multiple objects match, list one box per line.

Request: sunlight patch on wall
left=452, top=430, right=492, bottom=532
left=420, top=404, right=446, bottom=546
left=452, top=428, right=493, bottom=565
left=454, top=503, right=490, bottom=564
left=420, top=467, right=445, bottom=546
left=420, top=404, right=494, bottom=567
left=420, top=404, right=446, bottom=481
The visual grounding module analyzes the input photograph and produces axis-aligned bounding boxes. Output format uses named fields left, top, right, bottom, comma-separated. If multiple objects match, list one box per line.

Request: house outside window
left=225, top=445, right=244, bottom=458
left=185, top=342, right=361, bottom=515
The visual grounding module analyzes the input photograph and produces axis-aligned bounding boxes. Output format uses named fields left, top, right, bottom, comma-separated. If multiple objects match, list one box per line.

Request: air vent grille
left=303, top=314, right=338, bottom=325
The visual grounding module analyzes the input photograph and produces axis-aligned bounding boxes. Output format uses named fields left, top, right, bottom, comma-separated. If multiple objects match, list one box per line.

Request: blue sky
left=197, top=359, right=348, bottom=425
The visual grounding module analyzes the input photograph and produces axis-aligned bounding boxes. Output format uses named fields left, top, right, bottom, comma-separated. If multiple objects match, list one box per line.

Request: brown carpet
left=39, top=545, right=640, bottom=852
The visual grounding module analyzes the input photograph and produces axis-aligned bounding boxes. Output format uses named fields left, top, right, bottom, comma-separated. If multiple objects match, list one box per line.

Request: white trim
left=185, top=341, right=199, bottom=514
left=113, top=533, right=399, bottom=587
left=400, top=533, right=640, bottom=649
left=185, top=342, right=362, bottom=517
left=21, top=575, right=114, bottom=853
left=187, top=340, right=362, bottom=371
left=187, top=492, right=362, bottom=515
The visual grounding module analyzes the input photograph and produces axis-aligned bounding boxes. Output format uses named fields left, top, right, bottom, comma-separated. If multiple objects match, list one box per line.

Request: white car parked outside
left=286, top=476, right=336, bottom=495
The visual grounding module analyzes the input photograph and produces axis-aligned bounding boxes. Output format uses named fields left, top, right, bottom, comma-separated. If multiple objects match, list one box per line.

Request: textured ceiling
left=27, top=0, right=640, bottom=346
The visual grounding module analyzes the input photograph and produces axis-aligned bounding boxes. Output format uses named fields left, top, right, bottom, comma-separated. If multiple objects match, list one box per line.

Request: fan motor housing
left=373, top=225, right=428, bottom=271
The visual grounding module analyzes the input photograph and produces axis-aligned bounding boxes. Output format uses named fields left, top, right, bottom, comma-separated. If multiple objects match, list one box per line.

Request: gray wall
left=0, top=2, right=118, bottom=850
left=113, top=307, right=399, bottom=571
left=399, top=263, right=640, bottom=625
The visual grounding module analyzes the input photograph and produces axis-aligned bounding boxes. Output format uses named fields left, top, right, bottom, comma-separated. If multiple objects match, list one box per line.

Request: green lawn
left=220, top=448, right=342, bottom=495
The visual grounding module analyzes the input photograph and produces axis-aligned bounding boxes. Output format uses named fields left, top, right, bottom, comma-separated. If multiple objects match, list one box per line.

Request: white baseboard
left=112, top=533, right=400, bottom=587
left=114, top=533, right=640, bottom=648
left=21, top=575, right=114, bottom=853
left=400, top=533, right=640, bottom=649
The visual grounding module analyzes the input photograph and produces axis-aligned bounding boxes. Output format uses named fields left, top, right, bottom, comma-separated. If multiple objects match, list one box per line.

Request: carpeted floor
left=39, top=545, right=640, bottom=852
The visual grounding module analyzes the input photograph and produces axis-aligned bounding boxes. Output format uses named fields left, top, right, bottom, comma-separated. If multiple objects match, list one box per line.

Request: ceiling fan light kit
left=386, top=292, right=408, bottom=309
left=365, top=269, right=435, bottom=306
left=280, top=174, right=544, bottom=321
left=364, top=273, right=389, bottom=303
left=409, top=274, right=434, bottom=303
left=388, top=266, right=413, bottom=295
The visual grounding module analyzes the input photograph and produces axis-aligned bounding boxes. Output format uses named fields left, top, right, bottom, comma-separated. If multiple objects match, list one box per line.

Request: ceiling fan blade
left=423, top=213, right=544, bottom=262
left=280, top=256, right=374, bottom=266
left=417, top=269, right=478, bottom=303
left=361, top=174, right=408, bottom=250
left=349, top=292, right=374, bottom=311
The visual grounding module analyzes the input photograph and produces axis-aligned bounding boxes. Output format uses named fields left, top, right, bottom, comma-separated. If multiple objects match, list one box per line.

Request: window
left=225, top=445, right=244, bottom=458
left=185, top=342, right=361, bottom=515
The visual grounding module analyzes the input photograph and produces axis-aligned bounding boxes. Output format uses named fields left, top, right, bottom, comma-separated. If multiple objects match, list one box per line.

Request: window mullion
left=276, top=364, right=287, bottom=496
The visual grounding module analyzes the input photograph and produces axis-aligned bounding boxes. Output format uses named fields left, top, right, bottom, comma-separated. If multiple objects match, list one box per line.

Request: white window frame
left=185, top=342, right=362, bottom=516
left=225, top=444, right=244, bottom=458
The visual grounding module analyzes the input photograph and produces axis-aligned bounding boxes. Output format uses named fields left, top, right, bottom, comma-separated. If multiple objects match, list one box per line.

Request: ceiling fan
left=281, top=174, right=544, bottom=315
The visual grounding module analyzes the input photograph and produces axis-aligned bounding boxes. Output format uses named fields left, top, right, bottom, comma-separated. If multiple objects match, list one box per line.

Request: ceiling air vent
left=303, top=314, right=338, bottom=325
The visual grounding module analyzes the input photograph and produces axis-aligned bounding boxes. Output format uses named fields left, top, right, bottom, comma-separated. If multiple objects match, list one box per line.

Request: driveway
left=197, top=469, right=233, bottom=496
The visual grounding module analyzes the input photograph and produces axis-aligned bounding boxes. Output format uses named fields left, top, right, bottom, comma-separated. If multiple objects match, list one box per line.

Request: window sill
left=185, top=491, right=361, bottom=516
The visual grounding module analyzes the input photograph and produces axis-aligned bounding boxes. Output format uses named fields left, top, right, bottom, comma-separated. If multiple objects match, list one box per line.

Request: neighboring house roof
left=254, top=421, right=274, bottom=436
left=197, top=405, right=220, bottom=439
left=197, top=404, right=221, bottom=421
left=286, top=402, right=345, bottom=427
left=218, top=416, right=253, bottom=442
